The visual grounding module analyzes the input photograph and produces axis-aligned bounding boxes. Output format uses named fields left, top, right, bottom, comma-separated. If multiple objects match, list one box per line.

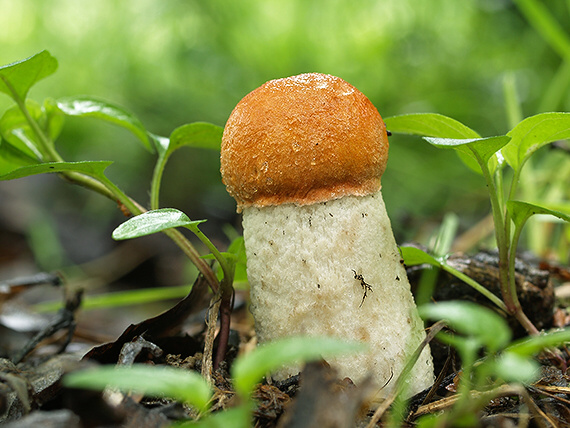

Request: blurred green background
left=1, top=0, right=569, bottom=294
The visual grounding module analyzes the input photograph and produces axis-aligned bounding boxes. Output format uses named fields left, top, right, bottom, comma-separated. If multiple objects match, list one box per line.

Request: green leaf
left=42, top=98, right=66, bottom=142
left=384, top=113, right=481, bottom=139
left=401, top=246, right=507, bottom=311
left=0, top=139, right=39, bottom=174
left=423, top=135, right=511, bottom=175
left=418, top=301, right=512, bottom=352
left=506, top=328, right=570, bottom=357
left=504, top=112, right=570, bottom=171
left=35, top=283, right=194, bottom=312
left=492, top=352, right=539, bottom=384
left=0, top=51, right=58, bottom=101
left=150, top=123, right=223, bottom=209
left=507, top=200, right=570, bottom=230
left=57, top=96, right=153, bottom=153
left=165, top=122, right=223, bottom=154
left=400, top=246, right=442, bottom=267
left=63, top=364, right=212, bottom=412
left=184, top=405, right=252, bottom=428
left=112, top=208, right=205, bottom=240
left=231, top=336, right=366, bottom=398
left=0, top=100, right=44, bottom=159
left=0, top=160, right=113, bottom=181
left=0, top=99, right=65, bottom=161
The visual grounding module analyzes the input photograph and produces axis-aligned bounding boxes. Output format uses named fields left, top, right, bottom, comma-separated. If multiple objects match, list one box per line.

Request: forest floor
left=1, top=249, right=570, bottom=427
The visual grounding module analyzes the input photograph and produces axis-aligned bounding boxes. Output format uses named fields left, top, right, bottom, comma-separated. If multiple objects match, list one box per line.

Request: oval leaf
left=0, top=160, right=113, bottom=181
left=506, top=200, right=570, bottom=230
left=166, top=122, right=223, bottom=155
left=419, top=301, right=511, bottom=352
left=0, top=139, right=40, bottom=174
left=231, top=336, right=366, bottom=398
left=57, top=96, right=153, bottom=153
left=400, top=246, right=442, bottom=268
left=506, top=328, right=570, bottom=357
left=112, top=208, right=205, bottom=240
left=504, top=112, right=570, bottom=171
left=150, top=123, right=222, bottom=209
left=384, top=113, right=480, bottom=139
left=191, top=406, right=251, bottom=428
left=423, top=135, right=511, bottom=175
left=64, top=364, right=212, bottom=412
left=0, top=100, right=45, bottom=159
left=492, top=352, right=539, bottom=384
left=0, top=51, right=58, bottom=101
left=42, top=98, right=66, bottom=142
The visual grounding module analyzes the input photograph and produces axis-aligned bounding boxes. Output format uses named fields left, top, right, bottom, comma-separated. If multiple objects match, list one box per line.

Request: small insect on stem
left=352, top=269, right=373, bottom=308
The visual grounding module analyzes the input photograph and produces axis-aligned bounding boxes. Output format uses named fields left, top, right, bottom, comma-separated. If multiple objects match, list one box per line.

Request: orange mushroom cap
left=221, top=73, right=389, bottom=211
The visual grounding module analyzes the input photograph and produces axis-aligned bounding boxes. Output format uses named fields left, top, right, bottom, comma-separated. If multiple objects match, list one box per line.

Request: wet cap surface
left=221, top=73, right=389, bottom=210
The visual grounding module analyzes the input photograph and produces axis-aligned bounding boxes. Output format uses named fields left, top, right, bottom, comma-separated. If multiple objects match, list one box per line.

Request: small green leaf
left=63, top=364, right=212, bottom=412
left=57, top=96, right=153, bottom=153
left=231, top=336, right=366, bottom=398
left=384, top=113, right=480, bottom=139
left=0, top=139, right=39, bottom=174
left=492, top=352, right=539, bottom=383
left=419, top=301, right=512, bottom=352
left=149, top=123, right=222, bottom=209
left=35, top=284, right=194, bottom=312
left=507, top=200, right=570, bottom=230
left=42, top=98, right=65, bottom=141
left=0, top=160, right=113, bottom=181
left=188, top=405, right=252, bottom=428
left=0, top=100, right=44, bottom=159
left=166, top=122, right=223, bottom=154
left=0, top=51, right=58, bottom=101
left=400, top=246, right=442, bottom=267
left=112, top=208, right=205, bottom=240
left=0, top=99, right=65, bottom=160
left=401, top=246, right=507, bottom=311
left=423, top=135, right=511, bottom=175
left=506, top=328, right=570, bottom=357
left=504, top=112, right=570, bottom=170
left=415, top=413, right=443, bottom=428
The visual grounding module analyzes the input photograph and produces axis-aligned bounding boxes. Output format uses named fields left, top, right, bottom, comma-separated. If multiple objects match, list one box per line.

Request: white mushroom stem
left=243, top=190, right=434, bottom=399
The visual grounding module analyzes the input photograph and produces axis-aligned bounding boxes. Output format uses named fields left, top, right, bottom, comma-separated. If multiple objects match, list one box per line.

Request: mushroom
left=220, top=73, right=434, bottom=399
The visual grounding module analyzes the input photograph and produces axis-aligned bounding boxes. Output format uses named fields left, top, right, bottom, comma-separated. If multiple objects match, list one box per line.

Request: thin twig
left=214, top=287, right=235, bottom=369
left=202, top=290, right=222, bottom=385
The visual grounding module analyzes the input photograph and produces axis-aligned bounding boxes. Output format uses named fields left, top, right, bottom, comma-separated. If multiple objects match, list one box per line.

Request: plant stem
left=214, top=288, right=234, bottom=369
left=440, top=263, right=508, bottom=312
left=164, top=228, right=220, bottom=293
left=6, top=81, right=59, bottom=162
left=485, top=159, right=539, bottom=334
left=188, top=224, right=236, bottom=366
left=477, top=154, right=514, bottom=314
left=509, top=220, right=541, bottom=335
left=150, top=150, right=167, bottom=210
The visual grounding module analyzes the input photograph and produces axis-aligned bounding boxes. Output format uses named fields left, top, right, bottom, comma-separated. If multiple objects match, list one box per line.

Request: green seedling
left=64, top=364, right=213, bottom=415
left=414, top=301, right=570, bottom=428
left=386, top=112, right=570, bottom=335
left=64, top=335, right=366, bottom=427
left=0, top=51, right=238, bottom=370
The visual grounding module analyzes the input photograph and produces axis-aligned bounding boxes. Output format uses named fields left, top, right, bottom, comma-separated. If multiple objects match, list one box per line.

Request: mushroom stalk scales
left=243, top=192, right=433, bottom=396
